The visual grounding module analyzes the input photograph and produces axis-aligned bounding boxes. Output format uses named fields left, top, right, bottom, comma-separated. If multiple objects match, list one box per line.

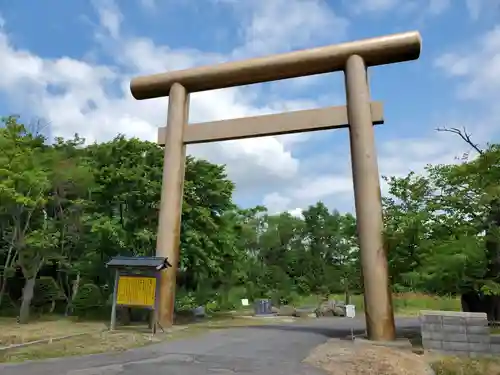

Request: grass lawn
left=0, top=327, right=156, bottom=363
left=431, top=356, right=500, bottom=375
left=0, top=316, right=107, bottom=346
left=297, top=292, right=462, bottom=317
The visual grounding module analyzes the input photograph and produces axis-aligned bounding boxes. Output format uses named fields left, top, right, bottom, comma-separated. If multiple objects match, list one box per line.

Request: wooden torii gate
left=130, top=31, right=422, bottom=341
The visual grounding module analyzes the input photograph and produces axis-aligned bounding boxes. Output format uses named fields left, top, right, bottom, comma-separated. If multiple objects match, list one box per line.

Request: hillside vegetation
left=0, top=116, right=499, bottom=323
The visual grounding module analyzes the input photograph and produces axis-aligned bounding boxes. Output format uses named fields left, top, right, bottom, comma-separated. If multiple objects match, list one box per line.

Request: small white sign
left=345, top=304, right=356, bottom=318
left=241, top=298, right=249, bottom=306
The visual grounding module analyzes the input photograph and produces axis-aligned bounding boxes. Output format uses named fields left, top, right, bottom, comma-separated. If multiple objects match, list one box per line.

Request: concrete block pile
left=420, top=310, right=500, bottom=356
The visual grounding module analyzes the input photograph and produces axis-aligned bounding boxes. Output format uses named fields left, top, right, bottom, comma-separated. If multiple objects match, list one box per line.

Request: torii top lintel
left=129, top=31, right=422, bottom=100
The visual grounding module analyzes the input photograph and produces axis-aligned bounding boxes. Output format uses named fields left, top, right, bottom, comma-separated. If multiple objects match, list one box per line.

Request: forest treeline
left=0, top=115, right=499, bottom=323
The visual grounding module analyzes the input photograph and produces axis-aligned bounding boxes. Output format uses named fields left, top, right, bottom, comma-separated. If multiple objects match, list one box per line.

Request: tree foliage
left=0, top=116, right=499, bottom=322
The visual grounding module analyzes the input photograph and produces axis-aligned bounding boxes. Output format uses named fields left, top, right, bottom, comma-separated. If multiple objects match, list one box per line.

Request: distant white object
left=241, top=298, right=249, bottom=306
left=345, top=304, right=356, bottom=318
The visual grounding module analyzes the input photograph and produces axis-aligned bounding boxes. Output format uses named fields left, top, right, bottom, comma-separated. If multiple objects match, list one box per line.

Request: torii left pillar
left=155, top=83, right=189, bottom=328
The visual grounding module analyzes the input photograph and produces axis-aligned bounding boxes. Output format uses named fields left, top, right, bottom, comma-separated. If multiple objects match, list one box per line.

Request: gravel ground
left=305, top=337, right=434, bottom=375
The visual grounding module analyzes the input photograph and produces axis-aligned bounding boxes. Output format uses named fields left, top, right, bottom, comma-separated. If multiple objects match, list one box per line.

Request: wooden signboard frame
left=106, top=256, right=171, bottom=334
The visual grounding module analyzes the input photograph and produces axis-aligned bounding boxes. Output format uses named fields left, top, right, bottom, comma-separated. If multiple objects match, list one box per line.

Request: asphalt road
left=0, top=317, right=420, bottom=375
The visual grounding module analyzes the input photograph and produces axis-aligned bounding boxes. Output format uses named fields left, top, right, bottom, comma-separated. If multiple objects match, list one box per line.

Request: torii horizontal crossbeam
left=131, top=31, right=421, bottom=100
left=157, top=102, right=384, bottom=145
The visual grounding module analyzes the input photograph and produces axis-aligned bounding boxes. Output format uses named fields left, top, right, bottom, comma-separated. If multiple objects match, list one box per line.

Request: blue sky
left=0, top=0, right=499, bottom=215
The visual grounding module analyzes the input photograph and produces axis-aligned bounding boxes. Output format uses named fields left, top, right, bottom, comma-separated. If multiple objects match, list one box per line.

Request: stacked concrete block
left=491, top=335, right=500, bottom=354
left=419, top=310, right=498, bottom=356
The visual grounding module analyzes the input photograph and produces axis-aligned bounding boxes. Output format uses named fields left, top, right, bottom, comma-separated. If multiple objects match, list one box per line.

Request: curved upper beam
left=130, top=31, right=422, bottom=100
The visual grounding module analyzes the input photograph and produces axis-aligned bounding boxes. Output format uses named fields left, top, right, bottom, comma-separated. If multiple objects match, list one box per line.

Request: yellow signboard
left=116, top=276, right=156, bottom=307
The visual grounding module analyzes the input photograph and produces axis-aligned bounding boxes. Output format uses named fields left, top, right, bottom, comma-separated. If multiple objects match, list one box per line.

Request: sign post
left=346, top=304, right=356, bottom=341
left=106, top=256, right=171, bottom=333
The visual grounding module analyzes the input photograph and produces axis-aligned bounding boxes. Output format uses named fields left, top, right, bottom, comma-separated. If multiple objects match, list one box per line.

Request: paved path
left=0, top=318, right=420, bottom=375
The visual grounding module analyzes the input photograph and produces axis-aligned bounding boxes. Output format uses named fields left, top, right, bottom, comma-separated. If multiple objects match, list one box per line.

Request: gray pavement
left=0, top=317, right=420, bottom=375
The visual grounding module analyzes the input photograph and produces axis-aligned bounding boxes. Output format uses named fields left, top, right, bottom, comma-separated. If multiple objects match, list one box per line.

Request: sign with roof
left=106, top=256, right=172, bottom=333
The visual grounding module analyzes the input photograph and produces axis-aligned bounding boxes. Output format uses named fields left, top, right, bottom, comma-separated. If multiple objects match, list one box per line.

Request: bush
left=32, top=277, right=66, bottom=312
left=174, top=289, right=198, bottom=312
left=71, top=283, right=105, bottom=317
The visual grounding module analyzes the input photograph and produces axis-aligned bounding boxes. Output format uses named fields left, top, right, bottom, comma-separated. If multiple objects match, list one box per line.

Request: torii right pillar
left=345, top=54, right=395, bottom=340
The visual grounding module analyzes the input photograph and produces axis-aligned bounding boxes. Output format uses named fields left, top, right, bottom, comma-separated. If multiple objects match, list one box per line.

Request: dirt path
left=0, top=318, right=421, bottom=375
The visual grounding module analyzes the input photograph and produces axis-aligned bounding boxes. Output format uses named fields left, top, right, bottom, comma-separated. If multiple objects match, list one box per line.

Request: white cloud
left=253, top=6, right=499, bottom=215
left=435, top=25, right=500, bottom=101
left=0, top=0, right=344, bottom=208
left=1, top=0, right=496, bottom=217
left=464, top=0, right=500, bottom=20
left=263, top=173, right=354, bottom=214
left=348, top=0, right=498, bottom=20
left=346, top=0, right=488, bottom=17
left=263, top=193, right=291, bottom=214
left=428, top=0, right=451, bottom=15
left=348, top=0, right=400, bottom=13
left=288, top=207, right=304, bottom=218
left=263, top=129, right=474, bottom=214
left=92, top=0, right=122, bottom=39
left=432, top=24, right=500, bottom=171
left=466, top=0, right=481, bottom=19
left=140, top=0, right=157, bottom=10
left=229, top=0, right=349, bottom=58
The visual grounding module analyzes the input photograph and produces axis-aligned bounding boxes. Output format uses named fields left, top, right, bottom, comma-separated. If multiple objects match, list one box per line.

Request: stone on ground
left=315, top=300, right=346, bottom=317
left=294, top=306, right=317, bottom=318
left=278, top=305, right=296, bottom=316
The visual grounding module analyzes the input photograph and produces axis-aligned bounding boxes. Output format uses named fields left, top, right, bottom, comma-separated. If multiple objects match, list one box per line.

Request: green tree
left=0, top=117, right=92, bottom=322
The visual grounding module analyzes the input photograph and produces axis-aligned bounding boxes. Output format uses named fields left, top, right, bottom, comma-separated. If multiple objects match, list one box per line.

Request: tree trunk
left=492, top=296, right=500, bottom=323
left=19, top=277, right=36, bottom=324
left=461, top=292, right=500, bottom=322
left=461, top=294, right=471, bottom=312
left=65, top=273, right=81, bottom=316
left=486, top=295, right=500, bottom=322
left=0, top=236, right=17, bottom=307
left=345, top=288, right=351, bottom=305
left=0, top=276, right=8, bottom=308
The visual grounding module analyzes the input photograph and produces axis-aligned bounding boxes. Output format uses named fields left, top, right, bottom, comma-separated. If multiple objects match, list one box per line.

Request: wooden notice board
left=116, top=275, right=157, bottom=308
left=106, top=256, right=171, bottom=332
